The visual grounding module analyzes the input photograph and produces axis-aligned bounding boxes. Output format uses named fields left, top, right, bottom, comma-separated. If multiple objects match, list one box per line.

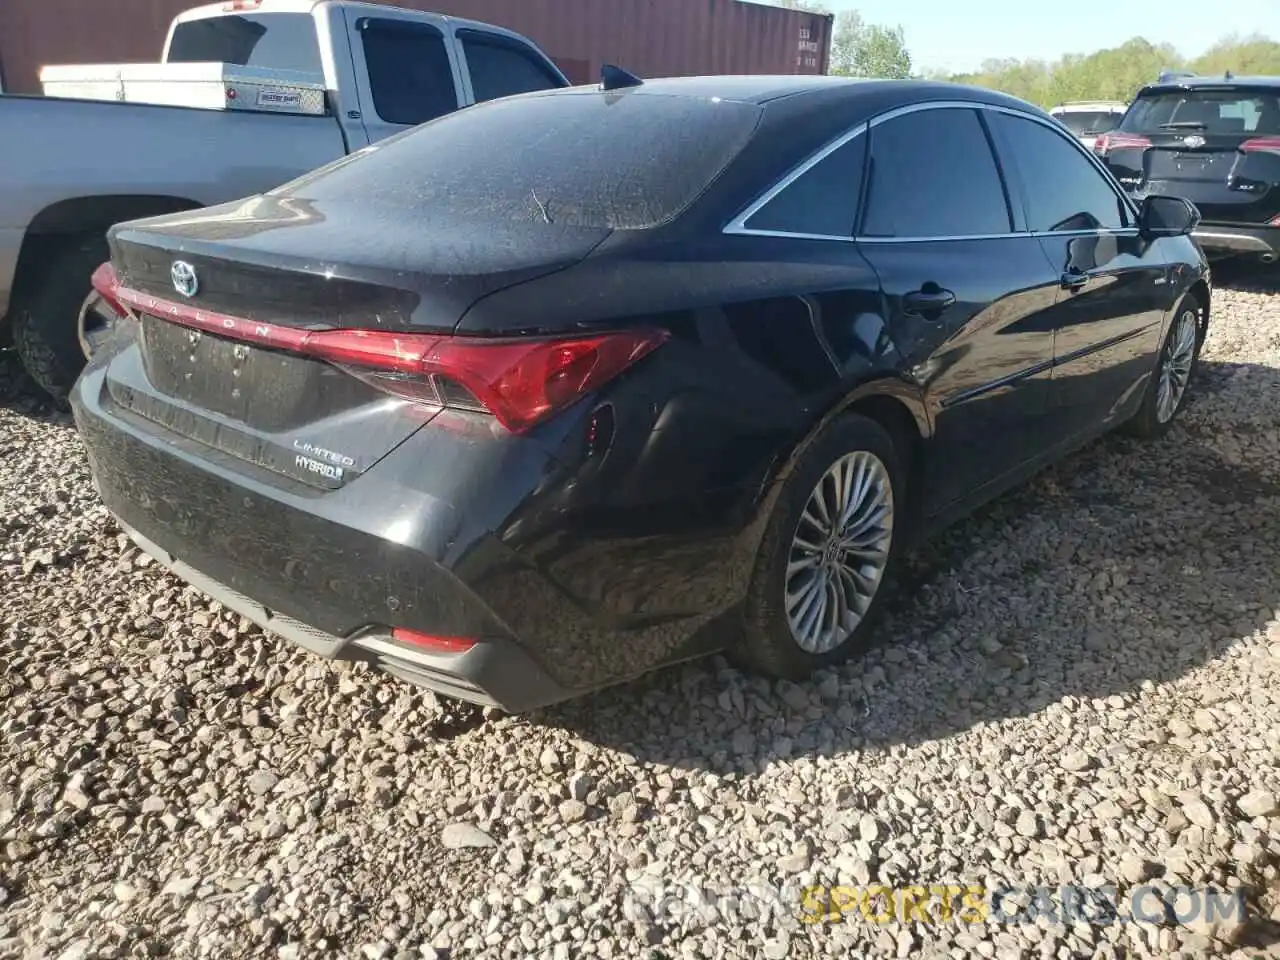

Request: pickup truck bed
left=0, top=93, right=350, bottom=323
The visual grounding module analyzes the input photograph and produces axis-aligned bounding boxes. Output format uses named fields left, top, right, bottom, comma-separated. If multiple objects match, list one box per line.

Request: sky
left=827, top=0, right=1280, bottom=73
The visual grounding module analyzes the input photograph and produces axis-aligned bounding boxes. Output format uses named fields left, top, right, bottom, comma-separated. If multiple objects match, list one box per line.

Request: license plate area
left=138, top=313, right=361, bottom=431
left=1147, top=149, right=1232, bottom=182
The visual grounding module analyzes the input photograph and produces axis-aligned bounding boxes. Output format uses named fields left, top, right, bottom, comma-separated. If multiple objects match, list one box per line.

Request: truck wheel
left=13, top=235, right=109, bottom=403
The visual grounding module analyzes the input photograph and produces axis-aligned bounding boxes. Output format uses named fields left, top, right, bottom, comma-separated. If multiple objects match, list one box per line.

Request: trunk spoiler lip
left=98, top=265, right=408, bottom=347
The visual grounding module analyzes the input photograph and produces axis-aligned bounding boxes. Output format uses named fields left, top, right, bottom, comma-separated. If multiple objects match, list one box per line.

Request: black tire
left=740, top=413, right=906, bottom=680
left=1124, top=293, right=1203, bottom=440
left=12, top=235, right=109, bottom=403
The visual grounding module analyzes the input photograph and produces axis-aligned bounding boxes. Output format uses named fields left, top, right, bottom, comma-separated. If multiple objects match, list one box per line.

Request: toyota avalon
left=73, top=76, right=1211, bottom=712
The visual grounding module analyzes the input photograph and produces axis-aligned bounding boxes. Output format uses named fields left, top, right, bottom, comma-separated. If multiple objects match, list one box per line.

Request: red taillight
left=90, top=262, right=130, bottom=319
left=107, top=273, right=668, bottom=433
left=1093, top=132, right=1152, bottom=157
left=391, top=629, right=475, bottom=655
left=1242, top=136, right=1280, bottom=157
left=302, top=328, right=668, bottom=431
left=222, top=0, right=262, bottom=10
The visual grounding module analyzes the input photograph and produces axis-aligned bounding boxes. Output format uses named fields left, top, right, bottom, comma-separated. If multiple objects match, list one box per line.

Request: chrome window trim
left=734, top=228, right=858, bottom=243
left=723, top=99, right=1141, bottom=244
left=855, top=232, right=1031, bottom=244
left=854, top=227, right=1141, bottom=245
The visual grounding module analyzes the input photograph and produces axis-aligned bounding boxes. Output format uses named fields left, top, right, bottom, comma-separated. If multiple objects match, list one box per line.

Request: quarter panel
left=464, top=234, right=892, bottom=638
left=0, top=97, right=349, bottom=227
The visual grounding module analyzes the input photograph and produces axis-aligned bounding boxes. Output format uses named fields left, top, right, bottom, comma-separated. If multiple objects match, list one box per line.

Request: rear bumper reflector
left=115, top=521, right=571, bottom=712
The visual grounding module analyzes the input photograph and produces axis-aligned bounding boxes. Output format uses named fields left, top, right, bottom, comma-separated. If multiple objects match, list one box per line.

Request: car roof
left=547, top=74, right=1045, bottom=114
left=1140, top=75, right=1280, bottom=95
left=589, top=75, right=877, bottom=103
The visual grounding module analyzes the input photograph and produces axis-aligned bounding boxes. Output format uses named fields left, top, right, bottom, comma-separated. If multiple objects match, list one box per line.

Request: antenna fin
left=601, top=64, right=643, bottom=91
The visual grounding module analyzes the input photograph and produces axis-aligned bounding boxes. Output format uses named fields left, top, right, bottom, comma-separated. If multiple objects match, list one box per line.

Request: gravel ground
left=2, top=269, right=1279, bottom=960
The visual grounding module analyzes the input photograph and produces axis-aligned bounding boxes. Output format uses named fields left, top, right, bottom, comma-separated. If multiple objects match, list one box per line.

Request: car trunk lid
left=102, top=194, right=612, bottom=488
left=1135, top=131, right=1278, bottom=219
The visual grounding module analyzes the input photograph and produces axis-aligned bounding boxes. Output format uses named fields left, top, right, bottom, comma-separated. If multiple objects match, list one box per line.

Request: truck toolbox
left=40, top=62, right=328, bottom=116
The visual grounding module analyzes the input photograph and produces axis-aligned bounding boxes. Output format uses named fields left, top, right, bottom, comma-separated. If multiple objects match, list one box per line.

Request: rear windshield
left=1120, top=89, right=1280, bottom=136
left=1055, top=111, right=1122, bottom=136
left=288, top=92, right=763, bottom=230
left=168, top=13, right=323, bottom=76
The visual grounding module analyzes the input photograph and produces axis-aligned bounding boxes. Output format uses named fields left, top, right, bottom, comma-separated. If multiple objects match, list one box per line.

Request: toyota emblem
left=171, top=260, right=199, bottom=299
left=1182, top=134, right=1206, bottom=149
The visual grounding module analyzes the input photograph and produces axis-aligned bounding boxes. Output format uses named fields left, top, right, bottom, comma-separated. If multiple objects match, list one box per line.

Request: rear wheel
left=12, top=235, right=108, bottom=402
left=1125, top=295, right=1202, bottom=439
left=741, top=414, right=904, bottom=679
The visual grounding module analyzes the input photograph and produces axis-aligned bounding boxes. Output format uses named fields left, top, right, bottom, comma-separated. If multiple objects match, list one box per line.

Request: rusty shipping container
left=0, top=0, right=832, bottom=96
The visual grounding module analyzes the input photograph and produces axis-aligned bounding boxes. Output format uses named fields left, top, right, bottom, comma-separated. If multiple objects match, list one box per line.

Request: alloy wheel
left=1155, top=308, right=1197, bottom=424
left=784, top=451, right=894, bottom=654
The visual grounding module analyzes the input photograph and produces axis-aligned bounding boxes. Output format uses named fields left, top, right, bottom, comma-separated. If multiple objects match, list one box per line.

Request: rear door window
left=742, top=135, right=867, bottom=238
left=1121, top=90, right=1280, bottom=136
left=459, top=30, right=565, bottom=103
left=989, top=112, right=1130, bottom=232
left=360, top=18, right=458, bottom=126
left=168, top=13, right=322, bottom=75
left=860, top=108, right=1012, bottom=239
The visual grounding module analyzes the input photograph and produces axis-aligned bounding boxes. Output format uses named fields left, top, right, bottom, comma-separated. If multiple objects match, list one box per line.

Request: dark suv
left=1094, top=74, right=1280, bottom=263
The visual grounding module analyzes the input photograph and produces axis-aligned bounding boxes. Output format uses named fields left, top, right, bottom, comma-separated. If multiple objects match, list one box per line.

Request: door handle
left=903, top=285, right=956, bottom=315
left=1061, top=269, right=1090, bottom=291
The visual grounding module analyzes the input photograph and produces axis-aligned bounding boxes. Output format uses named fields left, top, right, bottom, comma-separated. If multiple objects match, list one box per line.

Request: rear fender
left=731, top=370, right=932, bottom=569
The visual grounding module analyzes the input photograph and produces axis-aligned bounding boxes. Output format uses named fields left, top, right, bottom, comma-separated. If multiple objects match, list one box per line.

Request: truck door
left=343, top=8, right=465, bottom=144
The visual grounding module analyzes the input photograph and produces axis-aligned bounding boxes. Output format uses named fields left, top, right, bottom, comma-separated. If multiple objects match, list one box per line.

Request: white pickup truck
left=0, top=0, right=569, bottom=399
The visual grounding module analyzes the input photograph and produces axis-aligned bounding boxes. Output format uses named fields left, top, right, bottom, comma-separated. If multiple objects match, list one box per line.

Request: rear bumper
left=1192, top=224, right=1280, bottom=258
left=120, top=527, right=570, bottom=716
left=71, top=362, right=580, bottom=713
left=119, top=523, right=567, bottom=711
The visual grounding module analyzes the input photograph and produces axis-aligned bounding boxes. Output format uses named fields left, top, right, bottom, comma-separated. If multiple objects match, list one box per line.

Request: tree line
left=940, top=35, right=1280, bottom=107
left=771, top=2, right=1280, bottom=107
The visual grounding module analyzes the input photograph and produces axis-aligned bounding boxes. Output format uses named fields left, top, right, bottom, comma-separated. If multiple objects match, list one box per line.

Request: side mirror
left=1139, top=195, right=1200, bottom=238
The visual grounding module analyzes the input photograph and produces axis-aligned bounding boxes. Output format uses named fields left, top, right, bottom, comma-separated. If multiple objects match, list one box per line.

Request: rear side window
left=360, top=19, right=457, bottom=126
left=1055, top=111, right=1122, bottom=136
left=1121, top=90, right=1280, bottom=136
left=989, top=112, right=1129, bottom=232
left=168, top=13, right=322, bottom=75
left=460, top=31, right=565, bottom=103
left=295, top=92, right=763, bottom=230
left=861, top=108, right=1011, bottom=239
left=743, top=135, right=867, bottom=237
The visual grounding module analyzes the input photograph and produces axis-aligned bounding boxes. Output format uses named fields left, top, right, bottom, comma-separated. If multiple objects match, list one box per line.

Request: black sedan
left=73, top=76, right=1211, bottom=712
